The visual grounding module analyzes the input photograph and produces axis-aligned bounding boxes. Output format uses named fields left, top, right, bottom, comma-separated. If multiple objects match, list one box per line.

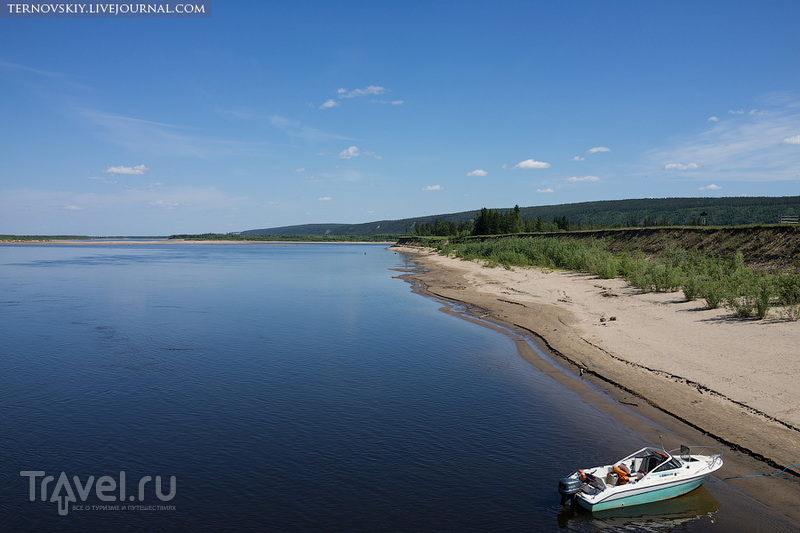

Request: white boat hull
left=576, top=473, right=710, bottom=511
left=559, top=446, right=723, bottom=512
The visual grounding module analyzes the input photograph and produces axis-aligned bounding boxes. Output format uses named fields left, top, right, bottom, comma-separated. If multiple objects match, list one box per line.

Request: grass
left=434, top=236, right=800, bottom=321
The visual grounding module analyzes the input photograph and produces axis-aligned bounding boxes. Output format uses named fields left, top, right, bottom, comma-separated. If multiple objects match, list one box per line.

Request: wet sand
left=391, top=244, right=800, bottom=525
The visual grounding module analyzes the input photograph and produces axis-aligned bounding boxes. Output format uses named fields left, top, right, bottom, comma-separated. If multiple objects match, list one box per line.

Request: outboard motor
left=558, top=476, right=582, bottom=505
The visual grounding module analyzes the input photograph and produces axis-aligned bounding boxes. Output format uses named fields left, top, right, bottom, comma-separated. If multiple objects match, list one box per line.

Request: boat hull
left=575, top=474, right=709, bottom=512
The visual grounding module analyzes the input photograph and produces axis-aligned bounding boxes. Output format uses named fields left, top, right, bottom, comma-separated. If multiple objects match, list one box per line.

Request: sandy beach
left=392, top=245, right=800, bottom=505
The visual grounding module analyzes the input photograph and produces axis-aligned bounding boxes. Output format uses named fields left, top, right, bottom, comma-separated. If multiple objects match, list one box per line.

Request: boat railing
left=667, top=445, right=723, bottom=467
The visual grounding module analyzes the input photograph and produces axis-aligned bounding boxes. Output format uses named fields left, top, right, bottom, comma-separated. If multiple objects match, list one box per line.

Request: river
left=0, top=243, right=794, bottom=531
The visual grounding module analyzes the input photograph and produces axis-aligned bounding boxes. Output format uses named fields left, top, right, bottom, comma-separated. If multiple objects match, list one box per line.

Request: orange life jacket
left=612, top=464, right=630, bottom=484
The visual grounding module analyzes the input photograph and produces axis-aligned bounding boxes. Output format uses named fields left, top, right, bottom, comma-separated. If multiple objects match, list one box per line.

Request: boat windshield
left=652, top=458, right=682, bottom=472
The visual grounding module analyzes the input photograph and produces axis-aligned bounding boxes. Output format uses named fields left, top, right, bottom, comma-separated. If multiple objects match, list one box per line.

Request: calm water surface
left=0, top=243, right=792, bottom=531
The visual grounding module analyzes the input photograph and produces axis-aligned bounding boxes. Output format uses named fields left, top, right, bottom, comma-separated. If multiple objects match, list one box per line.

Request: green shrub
left=662, top=241, right=689, bottom=269
left=620, top=252, right=652, bottom=291
left=452, top=236, right=617, bottom=273
left=443, top=237, right=781, bottom=320
left=777, top=272, right=800, bottom=305
left=648, top=262, right=683, bottom=292
left=593, top=256, right=619, bottom=279
left=754, top=274, right=775, bottom=320
left=777, top=272, right=800, bottom=321
left=618, top=251, right=646, bottom=279
left=682, top=273, right=702, bottom=301
left=627, top=266, right=653, bottom=292
left=724, top=293, right=755, bottom=318
left=783, top=305, right=800, bottom=321
left=700, top=278, right=726, bottom=309
left=723, top=268, right=765, bottom=319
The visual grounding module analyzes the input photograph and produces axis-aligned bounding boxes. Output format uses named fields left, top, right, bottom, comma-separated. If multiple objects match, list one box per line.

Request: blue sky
left=1, top=1, right=800, bottom=235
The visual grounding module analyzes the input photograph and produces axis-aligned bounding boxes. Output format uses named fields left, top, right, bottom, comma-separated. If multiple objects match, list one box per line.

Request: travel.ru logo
left=20, top=470, right=177, bottom=516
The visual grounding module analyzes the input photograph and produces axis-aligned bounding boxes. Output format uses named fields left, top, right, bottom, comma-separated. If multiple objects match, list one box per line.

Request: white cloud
left=105, top=164, right=149, bottom=175
left=270, top=115, right=353, bottom=142
left=338, top=85, right=387, bottom=99
left=572, top=156, right=585, bottom=161
left=708, top=116, right=719, bottom=122
left=0, top=185, right=238, bottom=234
left=644, top=99, right=800, bottom=182
left=588, top=146, right=611, bottom=153
left=370, top=99, right=405, bottom=106
left=214, top=106, right=255, bottom=120
left=149, top=199, right=180, bottom=209
left=90, top=176, right=118, bottom=184
left=338, top=146, right=360, bottom=159
left=537, top=188, right=554, bottom=193
left=0, top=59, right=66, bottom=78
left=664, top=162, right=699, bottom=170
left=564, top=175, right=600, bottom=183
left=82, top=109, right=268, bottom=158
left=466, top=169, right=488, bottom=177
left=324, top=86, right=400, bottom=109
left=295, top=167, right=306, bottom=172
left=422, top=185, right=443, bottom=191
left=729, top=109, right=745, bottom=115
left=698, top=184, right=722, bottom=190
left=513, top=159, right=550, bottom=169
left=318, top=196, right=332, bottom=201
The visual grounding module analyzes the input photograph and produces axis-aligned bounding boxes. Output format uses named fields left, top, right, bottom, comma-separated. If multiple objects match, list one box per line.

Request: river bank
left=392, top=244, right=800, bottom=522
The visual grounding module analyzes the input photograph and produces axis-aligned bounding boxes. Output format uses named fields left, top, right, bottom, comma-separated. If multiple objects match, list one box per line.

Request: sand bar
left=391, top=246, right=800, bottom=487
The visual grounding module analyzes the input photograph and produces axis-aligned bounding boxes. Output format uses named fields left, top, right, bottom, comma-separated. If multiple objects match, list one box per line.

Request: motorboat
left=558, top=445, right=723, bottom=512
left=556, top=485, right=721, bottom=530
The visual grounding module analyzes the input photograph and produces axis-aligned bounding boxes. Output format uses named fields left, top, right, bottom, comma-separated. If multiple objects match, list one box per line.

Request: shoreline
left=391, top=244, right=800, bottom=523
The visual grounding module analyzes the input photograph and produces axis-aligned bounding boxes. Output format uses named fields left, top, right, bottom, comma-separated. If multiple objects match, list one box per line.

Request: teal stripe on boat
left=577, top=476, right=709, bottom=512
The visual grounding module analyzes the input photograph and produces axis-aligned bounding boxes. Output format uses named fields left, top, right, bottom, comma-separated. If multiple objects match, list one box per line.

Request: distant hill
left=241, top=196, right=800, bottom=236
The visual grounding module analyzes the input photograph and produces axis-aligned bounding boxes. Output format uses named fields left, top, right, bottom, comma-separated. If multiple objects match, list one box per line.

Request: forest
left=412, top=204, right=713, bottom=237
left=243, top=196, right=800, bottom=238
left=412, top=206, right=573, bottom=236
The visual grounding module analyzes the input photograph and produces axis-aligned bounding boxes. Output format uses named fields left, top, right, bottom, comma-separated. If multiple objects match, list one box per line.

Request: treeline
left=414, top=206, right=552, bottom=236
left=431, top=236, right=800, bottom=321
left=514, top=196, right=800, bottom=228
left=413, top=200, right=800, bottom=237
left=413, top=206, right=638, bottom=237
left=241, top=196, right=800, bottom=237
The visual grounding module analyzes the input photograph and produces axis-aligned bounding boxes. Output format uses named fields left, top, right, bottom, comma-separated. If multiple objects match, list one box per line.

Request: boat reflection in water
left=557, top=485, right=721, bottom=531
